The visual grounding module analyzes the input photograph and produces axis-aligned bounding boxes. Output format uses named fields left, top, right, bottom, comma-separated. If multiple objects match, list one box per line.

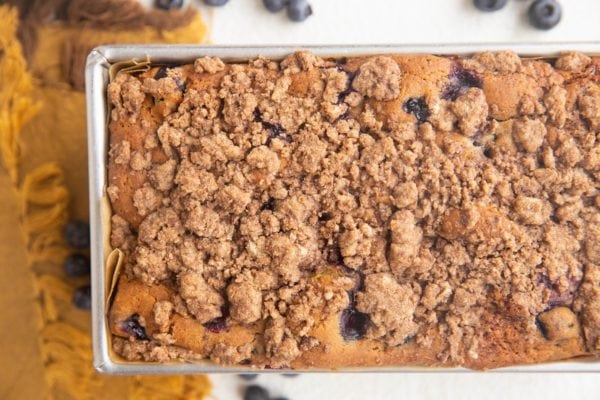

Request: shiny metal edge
left=87, top=43, right=600, bottom=374
left=86, top=48, right=112, bottom=373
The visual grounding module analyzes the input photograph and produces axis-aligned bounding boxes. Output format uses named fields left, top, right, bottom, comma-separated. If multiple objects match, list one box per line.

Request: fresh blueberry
left=239, top=373, right=258, bottom=381
left=72, top=285, right=91, bottom=310
left=155, top=0, right=183, bottom=10
left=263, top=0, right=288, bottom=13
left=403, top=97, right=430, bottom=124
left=64, top=220, right=90, bottom=249
left=528, top=0, right=562, bottom=30
left=122, top=313, right=149, bottom=340
left=244, top=385, right=270, bottom=400
left=64, top=254, right=90, bottom=278
left=287, top=0, right=312, bottom=22
left=203, top=0, right=229, bottom=6
left=473, top=0, right=508, bottom=12
left=282, top=373, right=299, bottom=377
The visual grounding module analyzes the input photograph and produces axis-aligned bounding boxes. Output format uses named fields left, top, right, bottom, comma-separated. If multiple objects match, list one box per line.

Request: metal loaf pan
left=86, top=43, right=600, bottom=374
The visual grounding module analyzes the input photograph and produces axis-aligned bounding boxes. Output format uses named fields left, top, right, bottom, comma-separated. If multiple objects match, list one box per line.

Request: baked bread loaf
left=106, top=51, right=600, bottom=370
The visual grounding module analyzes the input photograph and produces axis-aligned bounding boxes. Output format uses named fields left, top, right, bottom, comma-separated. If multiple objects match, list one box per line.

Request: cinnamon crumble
left=107, top=51, right=600, bottom=370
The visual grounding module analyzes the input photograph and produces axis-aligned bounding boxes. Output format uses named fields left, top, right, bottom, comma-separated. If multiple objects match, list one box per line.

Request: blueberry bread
left=106, top=51, right=600, bottom=369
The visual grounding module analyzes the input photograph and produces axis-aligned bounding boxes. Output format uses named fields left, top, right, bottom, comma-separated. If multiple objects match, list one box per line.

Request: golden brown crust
left=107, top=51, right=600, bottom=370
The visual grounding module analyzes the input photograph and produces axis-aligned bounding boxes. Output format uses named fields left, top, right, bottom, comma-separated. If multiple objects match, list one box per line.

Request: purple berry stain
left=154, top=66, right=169, bottom=80
left=340, top=307, right=369, bottom=340
left=339, top=273, right=369, bottom=341
left=203, top=305, right=230, bottom=333
left=441, top=65, right=482, bottom=101
left=537, top=273, right=582, bottom=309
left=403, top=97, right=430, bottom=124
left=121, top=313, right=149, bottom=340
left=336, top=70, right=358, bottom=103
left=254, top=108, right=290, bottom=143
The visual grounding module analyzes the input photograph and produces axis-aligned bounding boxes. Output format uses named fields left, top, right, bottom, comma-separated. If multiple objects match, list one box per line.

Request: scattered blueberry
left=528, top=0, right=562, bottom=30
left=244, top=385, right=270, bottom=400
left=282, top=373, right=299, bottom=377
left=64, top=253, right=90, bottom=278
left=64, top=220, right=90, bottom=249
left=473, top=0, right=508, bottom=12
left=239, top=374, right=258, bottom=381
left=287, top=0, right=312, bottom=22
left=203, top=0, right=229, bottom=6
left=122, top=313, right=149, bottom=340
left=340, top=307, right=369, bottom=340
left=154, top=0, right=183, bottom=10
left=403, top=97, right=430, bottom=124
left=263, top=0, right=288, bottom=13
left=72, top=285, right=91, bottom=310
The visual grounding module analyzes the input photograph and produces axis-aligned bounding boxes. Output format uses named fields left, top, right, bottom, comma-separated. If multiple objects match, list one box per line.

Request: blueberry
left=122, top=313, right=149, bottom=340
left=528, top=0, right=562, bottom=30
left=72, top=285, right=91, bottom=310
left=244, top=385, right=269, bottom=400
left=203, top=315, right=229, bottom=333
left=403, top=97, right=430, bottom=124
left=260, top=198, right=276, bottom=211
left=473, top=0, right=508, bottom=12
left=483, top=147, right=494, bottom=158
left=340, top=307, right=369, bottom=340
left=263, top=0, right=288, bottom=13
left=287, top=0, right=312, bottom=22
left=318, top=212, right=332, bottom=221
left=441, top=66, right=482, bottom=101
left=64, top=220, right=90, bottom=249
left=64, top=254, right=90, bottom=278
left=154, top=0, right=183, bottom=10
left=239, top=373, right=258, bottom=381
left=282, top=373, right=299, bottom=377
left=203, top=0, right=229, bottom=6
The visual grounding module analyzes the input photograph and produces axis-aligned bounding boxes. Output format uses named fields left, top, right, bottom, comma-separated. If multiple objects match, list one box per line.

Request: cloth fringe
left=19, top=163, right=70, bottom=264
left=0, top=6, right=41, bottom=184
left=131, top=375, right=213, bottom=400
left=1, top=4, right=212, bottom=399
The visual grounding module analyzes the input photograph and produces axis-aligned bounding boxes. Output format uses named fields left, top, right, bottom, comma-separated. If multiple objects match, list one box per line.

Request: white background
left=153, top=0, right=600, bottom=398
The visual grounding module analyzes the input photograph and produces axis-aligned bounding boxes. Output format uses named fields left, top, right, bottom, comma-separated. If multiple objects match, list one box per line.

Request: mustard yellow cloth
left=0, top=6, right=212, bottom=399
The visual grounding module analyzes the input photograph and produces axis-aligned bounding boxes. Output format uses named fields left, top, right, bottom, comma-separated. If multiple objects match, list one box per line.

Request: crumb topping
left=352, top=56, right=401, bottom=101
left=108, top=51, right=600, bottom=368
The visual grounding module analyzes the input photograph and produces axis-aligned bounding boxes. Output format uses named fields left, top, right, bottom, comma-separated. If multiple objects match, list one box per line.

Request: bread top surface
left=106, top=51, right=600, bottom=369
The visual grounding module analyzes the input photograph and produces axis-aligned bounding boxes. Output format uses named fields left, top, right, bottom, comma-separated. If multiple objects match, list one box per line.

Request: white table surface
left=151, top=1, right=600, bottom=398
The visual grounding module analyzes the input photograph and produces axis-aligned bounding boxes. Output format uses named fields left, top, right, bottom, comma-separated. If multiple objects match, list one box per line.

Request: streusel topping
left=107, top=51, right=600, bottom=368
